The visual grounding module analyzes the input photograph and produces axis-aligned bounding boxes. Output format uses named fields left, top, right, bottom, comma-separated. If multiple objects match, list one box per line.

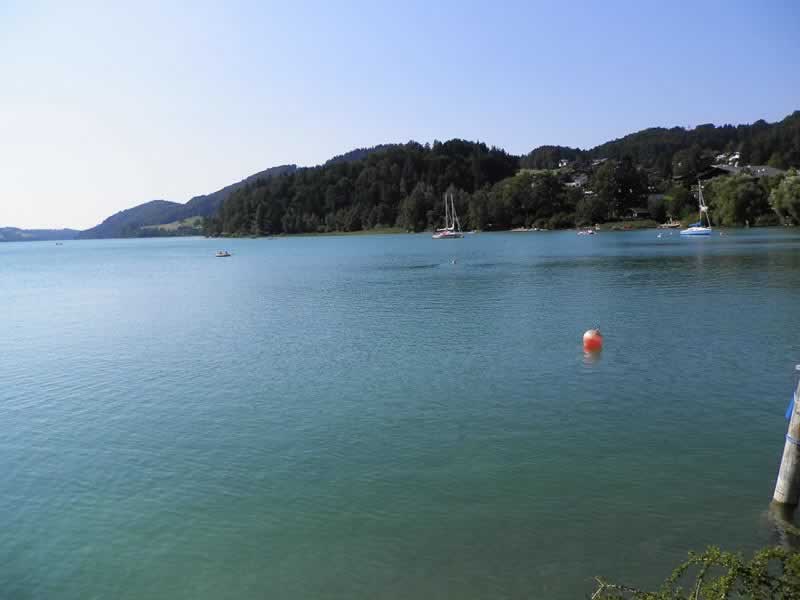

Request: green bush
left=593, top=546, right=800, bottom=599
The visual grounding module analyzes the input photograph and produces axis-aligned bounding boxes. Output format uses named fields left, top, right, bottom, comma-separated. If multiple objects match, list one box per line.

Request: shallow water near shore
left=3, top=228, right=800, bottom=599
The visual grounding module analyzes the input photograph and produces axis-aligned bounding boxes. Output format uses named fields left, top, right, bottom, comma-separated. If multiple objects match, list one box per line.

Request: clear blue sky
left=2, top=0, right=798, bottom=229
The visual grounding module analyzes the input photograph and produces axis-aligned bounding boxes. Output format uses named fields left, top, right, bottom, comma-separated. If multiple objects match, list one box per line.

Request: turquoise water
left=3, top=230, right=800, bottom=599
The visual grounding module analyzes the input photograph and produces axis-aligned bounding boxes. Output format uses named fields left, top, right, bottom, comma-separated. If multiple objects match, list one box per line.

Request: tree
left=396, top=182, right=431, bottom=232
left=647, top=195, right=667, bottom=223
left=672, top=144, right=713, bottom=182
left=665, top=185, right=691, bottom=219
left=467, top=187, right=490, bottom=230
left=614, top=156, right=648, bottom=216
left=253, top=202, right=266, bottom=234
left=591, top=160, right=617, bottom=219
left=575, top=193, right=608, bottom=225
left=707, top=175, right=770, bottom=226
left=770, top=172, right=800, bottom=224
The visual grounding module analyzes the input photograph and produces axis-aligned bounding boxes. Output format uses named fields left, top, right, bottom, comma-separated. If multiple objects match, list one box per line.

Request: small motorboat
left=577, top=229, right=595, bottom=236
left=658, top=218, right=682, bottom=229
left=215, top=250, right=232, bottom=257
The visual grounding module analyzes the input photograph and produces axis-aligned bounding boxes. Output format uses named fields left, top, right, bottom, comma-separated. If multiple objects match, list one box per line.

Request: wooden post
left=773, top=366, right=800, bottom=505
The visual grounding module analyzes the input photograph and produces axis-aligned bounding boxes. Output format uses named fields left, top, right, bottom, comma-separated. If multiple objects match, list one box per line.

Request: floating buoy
left=583, top=329, right=603, bottom=352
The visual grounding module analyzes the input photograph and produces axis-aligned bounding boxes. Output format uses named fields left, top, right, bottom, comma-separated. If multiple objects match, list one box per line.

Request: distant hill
left=207, top=111, right=800, bottom=236
left=180, top=164, right=297, bottom=217
left=520, top=145, right=584, bottom=170
left=586, top=110, right=800, bottom=174
left=78, top=200, right=188, bottom=239
left=0, top=227, right=80, bottom=242
left=324, top=145, right=399, bottom=166
left=79, top=164, right=296, bottom=239
left=519, top=111, right=800, bottom=175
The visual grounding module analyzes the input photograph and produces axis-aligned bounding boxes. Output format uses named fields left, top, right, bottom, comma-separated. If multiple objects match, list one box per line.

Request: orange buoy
left=583, top=329, right=603, bottom=352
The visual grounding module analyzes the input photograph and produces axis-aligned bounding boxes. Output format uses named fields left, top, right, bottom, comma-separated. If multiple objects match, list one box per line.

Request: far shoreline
left=202, top=221, right=797, bottom=240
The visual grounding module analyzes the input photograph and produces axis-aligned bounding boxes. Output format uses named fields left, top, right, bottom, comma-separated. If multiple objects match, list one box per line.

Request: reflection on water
left=583, top=349, right=603, bottom=365
left=766, top=502, right=800, bottom=551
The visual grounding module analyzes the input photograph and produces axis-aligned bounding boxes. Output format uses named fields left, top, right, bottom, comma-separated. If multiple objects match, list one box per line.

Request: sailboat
left=680, top=181, right=712, bottom=236
left=432, top=192, right=463, bottom=239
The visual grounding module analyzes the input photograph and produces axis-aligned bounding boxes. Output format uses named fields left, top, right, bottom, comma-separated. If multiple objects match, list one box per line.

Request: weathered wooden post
left=773, top=365, right=800, bottom=505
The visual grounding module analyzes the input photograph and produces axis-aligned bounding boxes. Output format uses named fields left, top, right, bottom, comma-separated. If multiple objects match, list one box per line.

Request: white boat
left=577, top=228, right=595, bottom=236
left=680, top=182, right=712, bottom=236
left=215, top=250, right=232, bottom=257
left=432, top=192, right=463, bottom=239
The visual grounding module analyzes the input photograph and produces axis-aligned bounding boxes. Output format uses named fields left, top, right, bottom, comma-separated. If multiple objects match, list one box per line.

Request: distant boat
left=658, top=218, right=682, bottom=229
left=432, top=192, right=463, bottom=239
left=680, top=182, right=712, bottom=236
left=215, top=250, right=232, bottom=257
left=577, top=228, right=595, bottom=236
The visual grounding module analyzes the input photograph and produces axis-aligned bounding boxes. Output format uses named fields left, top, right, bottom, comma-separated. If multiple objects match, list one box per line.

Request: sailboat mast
left=447, top=193, right=456, bottom=229
left=698, top=181, right=710, bottom=227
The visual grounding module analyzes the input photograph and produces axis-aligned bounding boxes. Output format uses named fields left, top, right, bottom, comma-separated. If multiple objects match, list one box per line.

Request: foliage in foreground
left=593, top=547, right=800, bottom=600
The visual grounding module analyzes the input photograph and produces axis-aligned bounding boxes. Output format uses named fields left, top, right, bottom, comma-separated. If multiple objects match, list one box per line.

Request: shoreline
left=204, top=222, right=796, bottom=240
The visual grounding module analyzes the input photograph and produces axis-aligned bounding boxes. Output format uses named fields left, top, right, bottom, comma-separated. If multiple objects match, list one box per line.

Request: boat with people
left=680, top=181, right=712, bottom=236
left=577, top=228, right=595, bottom=235
left=432, top=192, right=463, bottom=239
left=215, top=250, right=232, bottom=257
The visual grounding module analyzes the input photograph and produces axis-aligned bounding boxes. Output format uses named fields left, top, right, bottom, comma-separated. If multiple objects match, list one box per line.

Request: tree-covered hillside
left=79, top=165, right=296, bottom=239
left=204, top=140, right=519, bottom=235
left=206, top=112, right=800, bottom=236
left=324, top=145, right=399, bottom=166
left=79, top=200, right=186, bottom=239
left=518, top=111, right=800, bottom=178
left=588, top=111, right=800, bottom=175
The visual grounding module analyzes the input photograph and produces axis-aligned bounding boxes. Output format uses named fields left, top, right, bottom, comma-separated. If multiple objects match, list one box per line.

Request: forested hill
left=181, top=164, right=297, bottom=218
left=521, top=111, right=800, bottom=173
left=324, top=144, right=399, bottom=166
left=205, top=140, right=519, bottom=235
left=79, top=164, right=296, bottom=239
left=206, top=111, right=800, bottom=236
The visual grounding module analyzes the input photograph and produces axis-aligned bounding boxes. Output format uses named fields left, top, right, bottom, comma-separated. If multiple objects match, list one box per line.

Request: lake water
left=3, top=229, right=800, bottom=599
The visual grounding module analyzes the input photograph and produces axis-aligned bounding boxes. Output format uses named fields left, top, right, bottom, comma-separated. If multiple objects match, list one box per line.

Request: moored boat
left=658, top=218, right=682, bottom=229
left=680, top=182, right=712, bottom=236
left=433, top=192, right=463, bottom=239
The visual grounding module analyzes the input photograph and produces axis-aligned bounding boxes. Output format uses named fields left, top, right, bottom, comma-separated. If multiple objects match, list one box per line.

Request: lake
left=2, top=229, right=800, bottom=599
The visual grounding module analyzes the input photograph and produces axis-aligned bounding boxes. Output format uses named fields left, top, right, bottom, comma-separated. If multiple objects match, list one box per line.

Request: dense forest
left=205, top=111, right=800, bottom=236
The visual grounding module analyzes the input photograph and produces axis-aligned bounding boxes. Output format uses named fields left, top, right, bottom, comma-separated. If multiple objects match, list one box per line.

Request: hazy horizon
left=2, top=0, right=798, bottom=230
